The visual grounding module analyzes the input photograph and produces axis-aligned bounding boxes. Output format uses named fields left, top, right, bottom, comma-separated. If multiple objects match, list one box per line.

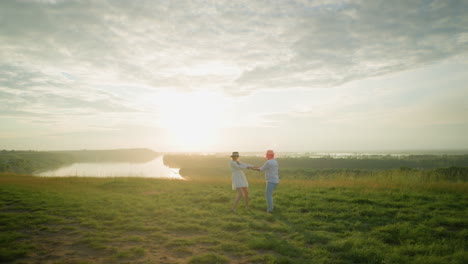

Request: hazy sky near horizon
left=1, top=0, right=467, bottom=152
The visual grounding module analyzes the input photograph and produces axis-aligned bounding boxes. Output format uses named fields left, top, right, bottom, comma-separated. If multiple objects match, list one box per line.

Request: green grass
left=1, top=173, right=467, bottom=263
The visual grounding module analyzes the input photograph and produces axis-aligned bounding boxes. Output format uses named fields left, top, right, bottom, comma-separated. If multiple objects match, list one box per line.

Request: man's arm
left=259, top=161, right=270, bottom=172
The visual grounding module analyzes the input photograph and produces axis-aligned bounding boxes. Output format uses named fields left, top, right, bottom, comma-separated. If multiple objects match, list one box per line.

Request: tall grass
left=1, top=171, right=467, bottom=263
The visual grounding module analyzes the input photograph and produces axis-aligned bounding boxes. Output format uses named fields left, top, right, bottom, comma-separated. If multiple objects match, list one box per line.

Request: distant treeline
left=0, top=149, right=159, bottom=174
left=279, top=167, right=468, bottom=182
left=163, top=154, right=468, bottom=170
left=278, top=155, right=468, bottom=169
left=163, top=154, right=468, bottom=182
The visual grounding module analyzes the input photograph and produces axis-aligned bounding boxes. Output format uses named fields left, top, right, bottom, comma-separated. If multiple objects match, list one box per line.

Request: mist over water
left=36, top=156, right=182, bottom=179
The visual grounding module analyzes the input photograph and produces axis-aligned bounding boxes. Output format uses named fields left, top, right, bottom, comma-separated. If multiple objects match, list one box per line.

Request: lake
left=35, top=156, right=183, bottom=179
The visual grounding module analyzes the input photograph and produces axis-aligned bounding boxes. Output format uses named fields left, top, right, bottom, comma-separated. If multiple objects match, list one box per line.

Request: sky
left=1, top=0, right=467, bottom=153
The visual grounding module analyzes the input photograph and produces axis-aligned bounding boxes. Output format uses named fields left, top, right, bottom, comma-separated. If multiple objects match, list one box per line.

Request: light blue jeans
left=266, top=182, right=278, bottom=212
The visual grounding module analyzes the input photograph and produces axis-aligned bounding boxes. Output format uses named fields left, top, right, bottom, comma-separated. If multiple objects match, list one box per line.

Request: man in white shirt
left=254, top=150, right=279, bottom=213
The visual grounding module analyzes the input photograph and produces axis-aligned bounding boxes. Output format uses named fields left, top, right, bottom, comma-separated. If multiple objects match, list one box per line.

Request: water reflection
left=36, top=156, right=183, bottom=179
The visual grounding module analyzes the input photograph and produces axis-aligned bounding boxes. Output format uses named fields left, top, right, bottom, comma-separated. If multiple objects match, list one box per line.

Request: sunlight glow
left=158, top=91, right=228, bottom=152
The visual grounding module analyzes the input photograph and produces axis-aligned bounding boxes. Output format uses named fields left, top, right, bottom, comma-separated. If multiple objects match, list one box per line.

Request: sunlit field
left=3, top=1, right=468, bottom=263
left=1, top=157, right=467, bottom=264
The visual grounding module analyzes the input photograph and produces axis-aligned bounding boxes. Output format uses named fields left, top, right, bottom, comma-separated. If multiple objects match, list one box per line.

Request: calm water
left=35, top=156, right=183, bottom=179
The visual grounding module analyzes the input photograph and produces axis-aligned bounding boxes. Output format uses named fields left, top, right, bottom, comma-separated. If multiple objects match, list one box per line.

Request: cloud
left=235, top=0, right=468, bottom=90
left=1, top=0, right=467, bottom=137
left=2, top=0, right=466, bottom=98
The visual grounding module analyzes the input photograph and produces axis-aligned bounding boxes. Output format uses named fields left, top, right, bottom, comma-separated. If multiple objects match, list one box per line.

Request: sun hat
left=230, top=152, right=240, bottom=157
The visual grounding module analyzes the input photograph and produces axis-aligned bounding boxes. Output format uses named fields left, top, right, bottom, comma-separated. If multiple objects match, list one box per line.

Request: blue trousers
left=266, top=182, right=278, bottom=212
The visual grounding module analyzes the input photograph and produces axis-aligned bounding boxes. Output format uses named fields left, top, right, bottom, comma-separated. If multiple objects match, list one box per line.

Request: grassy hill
left=1, top=173, right=467, bottom=263
left=1, top=152, right=467, bottom=263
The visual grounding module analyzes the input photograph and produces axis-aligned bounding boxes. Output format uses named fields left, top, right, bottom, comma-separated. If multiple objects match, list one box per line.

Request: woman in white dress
left=229, top=152, right=254, bottom=212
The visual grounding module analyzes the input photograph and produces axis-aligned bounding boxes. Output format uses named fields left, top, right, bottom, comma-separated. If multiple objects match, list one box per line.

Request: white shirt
left=260, top=159, right=279, bottom=183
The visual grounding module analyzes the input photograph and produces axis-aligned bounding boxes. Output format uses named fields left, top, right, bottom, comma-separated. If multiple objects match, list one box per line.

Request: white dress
left=230, top=160, right=252, bottom=190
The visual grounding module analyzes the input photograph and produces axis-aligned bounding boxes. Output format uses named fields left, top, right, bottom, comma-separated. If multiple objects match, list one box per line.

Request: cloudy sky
left=1, top=0, right=467, bottom=152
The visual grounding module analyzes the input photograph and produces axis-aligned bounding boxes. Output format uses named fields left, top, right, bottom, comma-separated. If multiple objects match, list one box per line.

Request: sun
left=158, top=91, right=227, bottom=152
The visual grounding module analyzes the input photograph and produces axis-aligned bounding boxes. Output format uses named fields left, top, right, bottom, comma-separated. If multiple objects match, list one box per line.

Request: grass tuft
left=189, top=253, right=229, bottom=264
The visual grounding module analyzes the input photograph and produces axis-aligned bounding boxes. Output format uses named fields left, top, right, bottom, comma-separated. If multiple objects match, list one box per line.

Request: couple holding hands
left=230, top=150, right=279, bottom=213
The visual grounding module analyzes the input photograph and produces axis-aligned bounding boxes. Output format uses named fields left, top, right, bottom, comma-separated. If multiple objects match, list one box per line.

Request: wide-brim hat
left=230, top=151, right=240, bottom=157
